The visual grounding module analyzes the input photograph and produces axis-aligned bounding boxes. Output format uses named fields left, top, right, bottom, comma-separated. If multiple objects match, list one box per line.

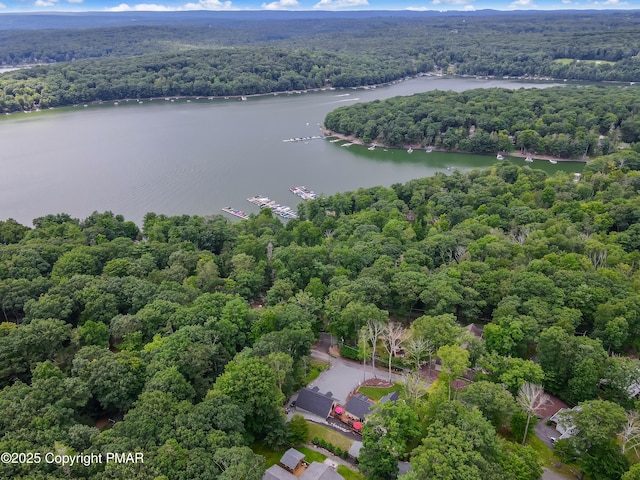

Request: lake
left=0, top=76, right=584, bottom=226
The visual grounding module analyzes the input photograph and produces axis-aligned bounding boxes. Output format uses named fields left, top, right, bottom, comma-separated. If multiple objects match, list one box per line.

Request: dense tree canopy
left=2, top=11, right=640, bottom=112
left=2, top=154, right=640, bottom=477
left=324, top=86, right=640, bottom=156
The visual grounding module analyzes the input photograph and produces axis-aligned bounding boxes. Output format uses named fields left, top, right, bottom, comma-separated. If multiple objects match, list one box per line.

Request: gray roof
left=345, top=394, right=373, bottom=420
left=300, top=462, right=344, bottom=480
left=379, top=391, right=399, bottom=404
left=263, top=465, right=298, bottom=480
left=348, top=441, right=363, bottom=458
left=296, top=388, right=336, bottom=418
left=280, top=448, right=305, bottom=470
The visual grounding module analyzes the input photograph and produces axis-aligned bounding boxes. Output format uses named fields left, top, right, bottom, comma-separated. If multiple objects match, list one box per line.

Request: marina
left=221, top=207, right=250, bottom=220
left=247, top=195, right=298, bottom=219
left=290, top=186, right=318, bottom=200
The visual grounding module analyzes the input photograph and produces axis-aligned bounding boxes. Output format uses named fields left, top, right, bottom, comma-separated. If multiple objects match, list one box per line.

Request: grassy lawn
left=252, top=443, right=287, bottom=467
left=527, top=436, right=580, bottom=478
left=296, top=446, right=327, bottom=463
left=337, top=465, right=365, bottom=480
left=358, top=383, right=402, bottom=401
left=553, top=58, right=616, bottom=66
left=307, top=421, right=354, bottom=451
left=306, top=359, right=328, bottom=385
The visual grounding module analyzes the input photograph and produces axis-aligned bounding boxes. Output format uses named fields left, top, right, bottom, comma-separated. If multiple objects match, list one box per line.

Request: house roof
left=300, top=462, right=344, bottom=480
left=549, top=406, right=581, bottom=439
left=263, top=465, right=298, bottom=480
left=280, top=448, right=305, bottom=471
left=345, top=394, right=374, bottom=419
left=296, top=388, right=336, bottom=418
left=348, top=441, right=363, bottom=458
left=379, top=391, right=399, bottom=404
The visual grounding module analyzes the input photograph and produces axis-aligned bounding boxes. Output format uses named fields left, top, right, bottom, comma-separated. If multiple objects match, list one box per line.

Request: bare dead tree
left=366, top=319, right=386, bottom=378
left=382, top=322, right=405, bottom=382
left=454, top=245, right=467, bottom=263
left=622, top=411, right=640, bottom=455
left=404, top=336, right=434, bottom=373
left=517, top=382, right=549, bottom=445
left=403, top=371, right=429, bottom=406
left=588, top=249, right=608, bottom=269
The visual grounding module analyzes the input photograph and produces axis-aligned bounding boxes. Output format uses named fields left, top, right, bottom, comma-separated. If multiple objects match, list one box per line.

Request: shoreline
left=322, top=129, right=589, bottom=163
left=4, top=69, right=625, bottom=117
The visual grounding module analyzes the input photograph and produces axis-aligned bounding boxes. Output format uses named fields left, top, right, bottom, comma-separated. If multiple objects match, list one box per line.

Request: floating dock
left=290, top=186, right=317, bottom=201
left=282, top=135, right=324, bottom=143
left=247, top=196, right=298, bottom=219
left=221, top=207, right=249, bottom=220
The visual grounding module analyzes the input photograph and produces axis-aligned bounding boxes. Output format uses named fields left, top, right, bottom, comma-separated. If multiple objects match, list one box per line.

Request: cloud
left=312, top=0, right=369, bottom=9
left=67, top=0, right=84, bottom=4
left=262, top=0, right=299, bottom=9
left=0, top=2, right=6, bottom=7
left=508, top=0, right=536, bottom=8
left=107, top=0, right=232, bottom=10
left=431, top=0, right=474, bottom=5
left=183, top=0, right=233, bottom=9
left=107, top=2, right=178, bottom=9
left=34, top=0, right=58, bottom=6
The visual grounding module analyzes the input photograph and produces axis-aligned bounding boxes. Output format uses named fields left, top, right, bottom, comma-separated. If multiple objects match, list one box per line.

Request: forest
left=2, top=152, right=640, bottom=479
left=1, top=10, right=640, bottom=112
left=323, top=86, right=640, bottom=158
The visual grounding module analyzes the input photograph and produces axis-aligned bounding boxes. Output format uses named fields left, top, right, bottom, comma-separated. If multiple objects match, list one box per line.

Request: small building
left=348, top=441, right=363, bottom=459
left=280, top=448, right=305, bottom=473
left=345, top=393, right=374, bottom=422
left=263, top=465, right=298, bottom=480
left=262, top=449, right=345, bottom=480
left=379, top=391, right=400, bottom=404
left=300, top=462, right=344, bottom=480
left=296, top=387, right=337, bottom=419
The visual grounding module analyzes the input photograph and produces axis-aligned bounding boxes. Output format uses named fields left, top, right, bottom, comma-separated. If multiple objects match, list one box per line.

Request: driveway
left=542, top=468, right=576, bottom=480
left=309, top=354, right=375, bottom=404
left=535, top=417, right=561, bottom=449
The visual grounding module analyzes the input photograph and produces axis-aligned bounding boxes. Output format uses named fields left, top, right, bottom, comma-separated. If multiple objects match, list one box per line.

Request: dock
left=247, top=196, right=298, bottom=219
left=282, top=135, right=324, bottom=143
left=290, top=186, right=317, bottom=200
left=221, top=207, right=249, bottom=220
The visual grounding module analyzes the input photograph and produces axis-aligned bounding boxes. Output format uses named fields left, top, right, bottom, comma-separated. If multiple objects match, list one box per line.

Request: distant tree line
left=1, top=11, right=640, bottom=112
left=324, top=86, right=640, bottom=157
left=0, top=47, right=419, bottom=112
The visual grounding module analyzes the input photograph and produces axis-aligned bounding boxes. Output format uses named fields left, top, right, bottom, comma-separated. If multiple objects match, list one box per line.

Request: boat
left=247, top=196, right=298, bottom=219
left=221, top=207, right=249, bottom=220
left=368, top=145, right=376, bottom=151
left=549, top=159, right=558, bottom=164
left=290, top=186, right=317, bottom=200
left=425, top=147, right=433, bottom=153
left=496, top=154, right=504, bottom=160
left=525, top=156, right=533, bottom=163
left=407, top=147, right=413, bottom=154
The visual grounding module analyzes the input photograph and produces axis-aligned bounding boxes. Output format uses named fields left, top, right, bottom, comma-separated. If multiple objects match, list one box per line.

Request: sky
left=0, top=0, right=636, bottom=14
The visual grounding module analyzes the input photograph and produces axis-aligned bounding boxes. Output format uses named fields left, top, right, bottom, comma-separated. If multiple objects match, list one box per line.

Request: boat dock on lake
left=290, top=186, right=317, bottom=200
left=221, top=207, right=249, bottom=220
left=247, top=196, right=298, bottom=219
left=282, top=135, right=324, bottom=143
